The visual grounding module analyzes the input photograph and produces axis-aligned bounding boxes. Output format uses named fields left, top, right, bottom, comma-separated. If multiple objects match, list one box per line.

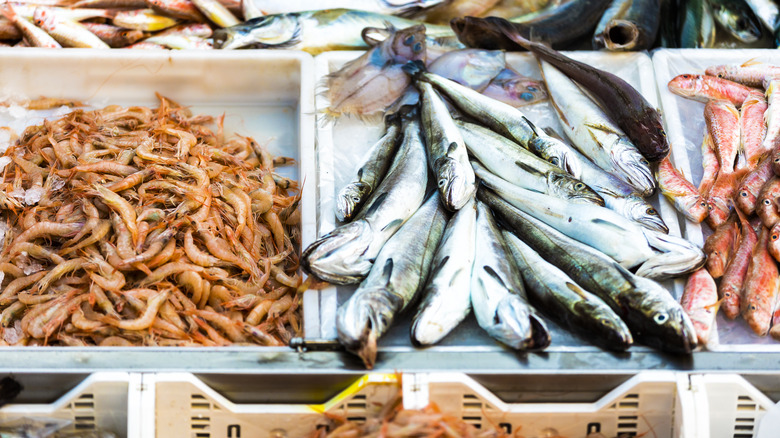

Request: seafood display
left=0, top=95, right=302, bottom=346
left=665, top=58, right=780, bottom=342
left=307, top=27, right=713, bottom=368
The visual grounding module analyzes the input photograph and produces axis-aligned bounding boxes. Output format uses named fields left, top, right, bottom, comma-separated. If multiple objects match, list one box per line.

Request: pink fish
left=681, top=268, right=718, bottom=346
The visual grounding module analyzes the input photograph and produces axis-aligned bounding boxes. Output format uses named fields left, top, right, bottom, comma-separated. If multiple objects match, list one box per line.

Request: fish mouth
left=337, top=287, right=402, bottom=368
left=301, top=221, right=375, bottom=285
left=613, top=144, right=655, bottom=196
left=636, top=215, right=670, bottom=234
left=601, top=20, right=640, bottom=51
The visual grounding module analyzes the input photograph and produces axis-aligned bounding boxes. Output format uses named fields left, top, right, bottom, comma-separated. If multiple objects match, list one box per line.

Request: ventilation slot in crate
left=736, top=396, right=758, bottom=411
left=733, top=415, right=756, bottom=438
left=461, top=394, right=483, bottom=429
left=191, top=394, right=211, bottom=411
left=70, top=393, right=96, bottom=431
left=72, top=393, right=94, bottom=410
left=617, top=394, right=640, bottom=410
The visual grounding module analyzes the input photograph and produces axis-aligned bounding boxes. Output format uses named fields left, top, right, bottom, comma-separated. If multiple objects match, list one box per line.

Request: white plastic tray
left=144, top=371, right=692, bottom=437
left=654, top=49, right=780, bottom=350
left=312, top=50, right=685, bottom=348
left=690, top=374, right=777, bottom=438
left=0, top=49, right=319, bottom=340
left=0, top=372, right=138, bottom=438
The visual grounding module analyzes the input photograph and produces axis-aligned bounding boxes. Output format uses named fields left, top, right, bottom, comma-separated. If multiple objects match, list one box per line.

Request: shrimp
left=146, top=238, right=177, bottom=268
left=183, top=230, right=229, bottom=267
left=187, top=309, right=247, bottom=342
left=0, top=272, right=47, bottom=304
left=63, top=161, right=139, bottom=177
left=4, top=222, right=82, bottom=256
left=140, top=262, right=204, bottom=285
left=102, top=289, right=169, bottom=330
left=93, top=185, right=137, bottom=245
left=35, top=258, right=86, bottom=295
left=60, top=220, right=111, bottom=256
left=136, top=137, right=178, bottom=165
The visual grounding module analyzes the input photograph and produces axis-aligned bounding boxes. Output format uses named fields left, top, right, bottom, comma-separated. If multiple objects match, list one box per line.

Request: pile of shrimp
left=308, top=391, right=512, bottom=438
left=0, top=94, right=303, bottom=347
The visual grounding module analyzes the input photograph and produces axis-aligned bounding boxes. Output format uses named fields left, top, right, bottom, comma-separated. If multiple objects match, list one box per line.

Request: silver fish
left=411, top=198, right=476, bottom=345
left=243, top=0, right=450, bottom=17
left=212, top=9, right=454, bottom=54
left=337, top=193, right=448, bottom=368
left=471, top=202, right=550, bottom=350
left=457, top=120, right=603, bottom=206
left=402, top=60, right=582, bottom=177
left=503, top=230, right=633, bottom=351
left=480, top=188, right=698, bottom=354
left=418, top=81, right=476, bottom=210
left=335, top=116, right=402, bottom=223
left=540, top=60, right=655, bottom=197
left=302, top=112, right=428, bottom=285
left=428, top=49, right=505, bottom=91
left=543, top=128, right=668, bottom=233
left=474, top=163, right=655, bottom=268
left=744, top=0, right=779, bottom=31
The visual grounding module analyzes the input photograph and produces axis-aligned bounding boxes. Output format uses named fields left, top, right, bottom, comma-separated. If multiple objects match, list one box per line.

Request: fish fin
left=361, top=26, right=393, bottom=47
left=542, top=127, right=566, bottom=142
left=584, top=123, right=621, bottom=136
left=486, top=16, right=533, bottom=49
left=564, top=281, right=589, bottom=300
left=401, top=60, right=427, bottom=79
left=430, top=255, right=449, bottom=278
left=482, top=265, right=509, bottom=290
left=522, top=116, right=540, bottom=135
left=380, top=218, right=403, bottom=232
left=447, top=141, right=459, bottom=155
left=515, top=160, right=544, bottom=177
left=586, top=128, right=607, bottom=151
left=377, top=258, right=394, bottom=287
left=591, top=218, right=631, bottom=233
left=741, top=58, right=763, bottom=67
left=362, top=192, right=388, bottom=218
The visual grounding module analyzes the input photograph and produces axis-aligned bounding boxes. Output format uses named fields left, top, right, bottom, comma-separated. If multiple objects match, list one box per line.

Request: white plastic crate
left=0, top=49, right=319, bottom=340
left=0, top=372, right=138, bottom=438
left=144, top=371, right=693, bottom=438
left=690, top=374, right=778, bottom=438
left=145, top=372, right=401, bottom=438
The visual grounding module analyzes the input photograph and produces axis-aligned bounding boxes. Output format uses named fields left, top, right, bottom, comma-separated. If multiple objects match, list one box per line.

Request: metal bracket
left=289, top=338, right=344, bottom=353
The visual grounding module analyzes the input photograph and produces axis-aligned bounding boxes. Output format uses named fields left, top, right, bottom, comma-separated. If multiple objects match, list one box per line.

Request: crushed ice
left=23, top=186, right=44, bottom=205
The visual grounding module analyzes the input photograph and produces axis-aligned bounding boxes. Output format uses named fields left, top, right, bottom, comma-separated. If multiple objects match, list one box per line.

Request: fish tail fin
left=401, top=60, right=427, bottom=79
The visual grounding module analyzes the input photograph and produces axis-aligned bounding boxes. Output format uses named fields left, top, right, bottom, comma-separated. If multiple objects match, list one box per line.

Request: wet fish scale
left=681, top=268, right=718, bottom=346
left=720, top=212, right=758, bottom=319
left=667, top=74, right=755, bottom=106
left=703, top=213, right=739, bottom=278
left=741, top=226, right=780, bottom=336
left=656, top=157, right=708, bottom=223
left=705, top=100, right=740, bottom=173
left=699, top=134, right=719, bottom=198
left=707, top=62, right=780, bottom=87
left=737, top=156, right=774, bottom=215
left=741, top=91, right=769, bottom=167
left=762, top=77, right=780, bottom=152
left=756, top=176, right=780, bottom=228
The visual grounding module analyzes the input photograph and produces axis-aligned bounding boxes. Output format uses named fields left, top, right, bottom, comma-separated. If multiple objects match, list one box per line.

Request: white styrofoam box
left=653, top=49, right=780, bottom=350
left=313, top=50, right=684, bottom=342
left=146, top=372, right=401, bottom=437
left=0, top=372, right=137, bottom=438
left=690, top=374, right=777, bottom=438
left=0, top=49, right=318, bottom=339
left=145, top=372, right=693, bottom=438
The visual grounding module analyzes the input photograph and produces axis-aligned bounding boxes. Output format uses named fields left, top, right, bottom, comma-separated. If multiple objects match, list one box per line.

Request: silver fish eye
left=550, top=157, right=560, bottom=165
left=647, top=208, right=656, bottom=215
left=654, top=313, right=668, bottom=324
left=575, top=183, right=584, bottom=190
left=438, top=178, right=447, bottom=187
left=352, top=196, right=360, bottom=202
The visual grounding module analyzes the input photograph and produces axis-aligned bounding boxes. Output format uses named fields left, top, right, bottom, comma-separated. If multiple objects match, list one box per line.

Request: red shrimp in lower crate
left=720, top=212, right=758, bottom=319
left=681, top=268, right=719, bottom=346
left=737, top=156, right=774, bottom=215
left=741, top=227, right=780, bottom=336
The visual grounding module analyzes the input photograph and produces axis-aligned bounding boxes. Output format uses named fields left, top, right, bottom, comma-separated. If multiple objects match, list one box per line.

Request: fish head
left=626, top=276, right=697, bottom=354
left=436, top=157, right=475, bottom=211
left=529, top=136, right=581, bottom=178
left=482, top=69, right=548, bottom=107
left=301, top=220, right=375, bottom=285
left=744, top=296, right=772, bottom=336
left=675, top=194, right=709, bottom=223
left=705, top=196, right=731, bottom=228
left=736, top=185, right=759, bottom=213
left=668, top=74, right=705, bottom=99
left=32, top=7, right=56, bottom=29
left=385, top=24, right=427, bottom=63
left=712, top=6, right=761, bottom=43
left=450, top=16, right=519, bottom=51
left=623, top=198, right=669, bottom=233
left=612, top=137, right=656, bottom=196
left=337, top=284, right=404, bottom=367
left=213, top=14, right=300, bottom=50
left=769, top=225, right=780, bottom=259
left=485, top=294, right=536, bottom=350
left=547, top=173, right=604, bottom=206
left=335, top=182, right=372, bottom=222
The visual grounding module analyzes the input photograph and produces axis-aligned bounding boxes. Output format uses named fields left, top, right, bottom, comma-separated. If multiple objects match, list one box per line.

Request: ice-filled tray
left=0, top=49, right=318, bottom=341
left=312, top=51, right=685, bottom=352
left=654, top=49, right=780, bottom=351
